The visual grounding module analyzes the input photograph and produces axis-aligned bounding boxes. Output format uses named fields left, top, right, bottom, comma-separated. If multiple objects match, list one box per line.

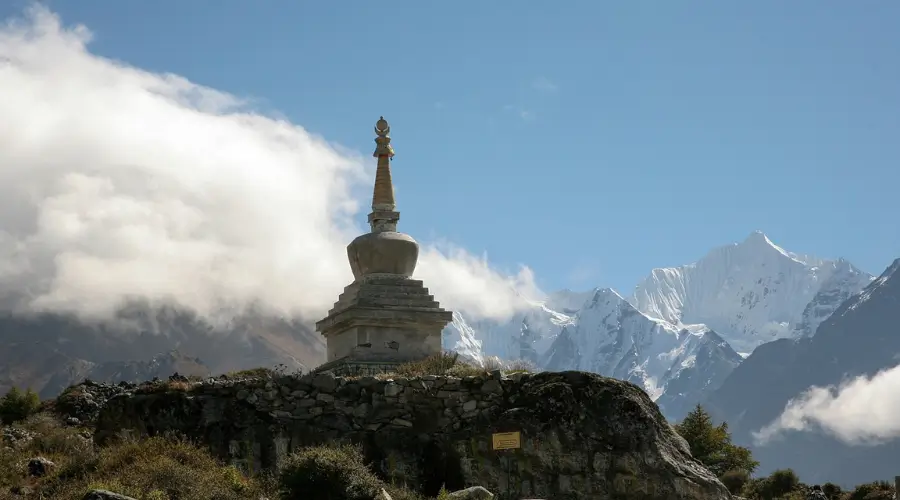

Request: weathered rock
left=2, top=426, right=35, bottom=448
left=54, top=380, right=133, bottom=425
left=82, top=489, right=137, bottom=500
left=27, top=457, right=55, bottom=477
left=91, top=371, right=731, bottom=500
left=447, top=486, right=494, bottom=499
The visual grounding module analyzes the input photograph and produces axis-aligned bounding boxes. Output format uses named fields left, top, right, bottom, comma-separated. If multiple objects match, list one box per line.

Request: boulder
left=26, top=457, right=54, bottom=477
left=94, top=370, right=732, bottom=499
left=447, top=486, right=494, bottom=499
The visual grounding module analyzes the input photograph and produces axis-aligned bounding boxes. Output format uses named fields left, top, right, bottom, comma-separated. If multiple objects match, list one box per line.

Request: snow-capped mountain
left=442, top=231, right=873, bottom=420
left=541, top=288, right=742, bottom=419
left=443, top=302, right=575, bottom=366
left=791, top=258, right=873, bottom=338
left=631, top=231, right=873, bottom=353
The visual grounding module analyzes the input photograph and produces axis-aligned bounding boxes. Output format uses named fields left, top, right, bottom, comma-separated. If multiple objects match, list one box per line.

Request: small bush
left=767, top=468, right=801, bottom=498
left=844, top=480, right=894, bottom=500
left=719, top=469, right=750, bottom=495
left=278, top=444, right=424, bottom=500
left=279, top=444, right=385, bottom=500
left=0, top=387, right=41, bottom=425
left=822, top=482, right=842, bottom=499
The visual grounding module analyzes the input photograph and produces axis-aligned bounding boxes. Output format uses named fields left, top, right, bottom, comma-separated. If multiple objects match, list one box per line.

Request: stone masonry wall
left=91, top=371, right=732, bottom=500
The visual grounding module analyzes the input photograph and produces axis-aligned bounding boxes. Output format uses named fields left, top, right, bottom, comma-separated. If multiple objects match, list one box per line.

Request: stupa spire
left=314, top=117, right=453, bottom=374
left=369, top=117, right=399, bottom=233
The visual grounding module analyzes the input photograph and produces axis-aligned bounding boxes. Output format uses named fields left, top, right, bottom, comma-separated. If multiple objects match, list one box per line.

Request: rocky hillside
left=59, top=369, right=732, bottom=500
left=705, top=258, right=900, bottom=487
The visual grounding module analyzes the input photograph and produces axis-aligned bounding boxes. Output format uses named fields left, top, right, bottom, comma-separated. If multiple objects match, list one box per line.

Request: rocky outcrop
left=88, top=370, right=730, bottom=500
left=82, top=490, right=137, bottom=500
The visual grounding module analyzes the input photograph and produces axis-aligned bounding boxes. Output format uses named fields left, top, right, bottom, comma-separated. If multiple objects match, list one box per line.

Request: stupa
left=314, top=117, right=453, bottom=376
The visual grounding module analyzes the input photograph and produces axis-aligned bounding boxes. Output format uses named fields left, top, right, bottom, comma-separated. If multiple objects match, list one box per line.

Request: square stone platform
left=315, top=274, right=453, bottom=368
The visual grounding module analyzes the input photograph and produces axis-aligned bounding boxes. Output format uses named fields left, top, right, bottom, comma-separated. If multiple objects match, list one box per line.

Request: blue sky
left=8, top=0, right=899, bottom=295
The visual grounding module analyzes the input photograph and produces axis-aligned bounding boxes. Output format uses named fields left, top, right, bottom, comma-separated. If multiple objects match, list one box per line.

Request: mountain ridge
left=445, top=231, right=874, bottom=420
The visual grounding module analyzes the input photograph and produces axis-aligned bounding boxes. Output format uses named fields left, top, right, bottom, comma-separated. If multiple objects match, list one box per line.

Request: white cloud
left=753, top=364, right=900, bottom=446
left=502, top=104, right=535, bottom=122
left=0, top=5, right=540, bottom=324
left=532, top=77, right=558, bottom=93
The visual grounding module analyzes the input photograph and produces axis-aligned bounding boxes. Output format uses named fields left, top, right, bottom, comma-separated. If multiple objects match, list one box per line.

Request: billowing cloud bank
left=754, top=363, right=900, bottom=446
left=0, top=6, right=540, bottom=325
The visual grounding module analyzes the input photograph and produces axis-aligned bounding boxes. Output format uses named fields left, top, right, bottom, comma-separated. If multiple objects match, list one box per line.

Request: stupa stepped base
left=313, top=356, right=404, bottom=377
left=324, top=274, right=445, bottom=316
left=315, top=274, right=452, bottom=366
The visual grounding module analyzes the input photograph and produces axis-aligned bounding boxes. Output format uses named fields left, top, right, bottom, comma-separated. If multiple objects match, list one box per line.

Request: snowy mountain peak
left=586, top=287, right=625, bottom=307
left=741, top=230, right=778, bottom=249
left=631, top=233, right=873, bottom=352
left=844, top=258, right=900, bottom=313
left=737, top=231, right=805, bottom=262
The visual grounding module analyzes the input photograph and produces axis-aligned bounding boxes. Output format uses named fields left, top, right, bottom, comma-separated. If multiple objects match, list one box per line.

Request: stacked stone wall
left=92, top=371, right=732, bottom=500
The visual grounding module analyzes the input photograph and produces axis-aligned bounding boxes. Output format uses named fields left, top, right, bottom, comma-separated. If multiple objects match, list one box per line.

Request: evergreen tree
left=0, top=386, right=41, bottom=424
left=673, top=404, right=759, bottom=477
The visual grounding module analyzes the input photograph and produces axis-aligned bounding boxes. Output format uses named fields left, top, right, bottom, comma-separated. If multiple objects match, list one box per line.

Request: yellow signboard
left=491, top=431, right=521, bottom=450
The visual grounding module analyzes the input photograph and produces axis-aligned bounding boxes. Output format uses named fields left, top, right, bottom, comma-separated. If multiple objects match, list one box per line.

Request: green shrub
left=767, top=468, right=801, bottom=498
left=844, top=480, right=894, bottom=500
left=673, top=405, right=758, bottom=477
left=719, top=469, right=750, bottom=495
left=821, top=482, right=842, bottom=499
left=279, top=444, right=385, bottom=500
left=0, top=386, right=41, bottom=424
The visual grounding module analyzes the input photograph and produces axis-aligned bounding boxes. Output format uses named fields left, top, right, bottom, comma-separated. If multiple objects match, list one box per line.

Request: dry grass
left=162, top=380, right=194, bottom=392
left=386, top=352, right=535, bottom=380
left=390, top=352, right=488, bottom=379
left=0, top=413, right=451, bottom=500
left=0, top=413, right=277, bottom=500
left=223, top=367, right=277, bottom=379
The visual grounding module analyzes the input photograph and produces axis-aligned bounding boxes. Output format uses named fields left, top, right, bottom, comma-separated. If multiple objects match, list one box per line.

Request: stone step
left=325, top=296, right=446, bottom=316
left=353, top=297, right=441, bottom=309
left=356, top=284, right=433, bottom=296
left=355, top=291, right=434, bottom=301
left=359, top=276, right=424, bottom=288
left=337, top=290, right=434, bottom=303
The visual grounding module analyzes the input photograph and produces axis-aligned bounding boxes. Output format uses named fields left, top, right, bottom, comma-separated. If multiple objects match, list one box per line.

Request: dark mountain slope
left=0, top=304, right=324, bottom=397
left=705, top=259, right=900, bottom=486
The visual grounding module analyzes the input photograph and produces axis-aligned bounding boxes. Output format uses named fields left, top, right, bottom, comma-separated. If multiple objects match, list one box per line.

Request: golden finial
left=373, top=116, right=395, bottom=159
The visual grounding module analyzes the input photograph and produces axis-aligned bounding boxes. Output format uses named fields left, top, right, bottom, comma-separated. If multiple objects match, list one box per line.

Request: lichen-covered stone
left=84, top=370, right=731, bottom=500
